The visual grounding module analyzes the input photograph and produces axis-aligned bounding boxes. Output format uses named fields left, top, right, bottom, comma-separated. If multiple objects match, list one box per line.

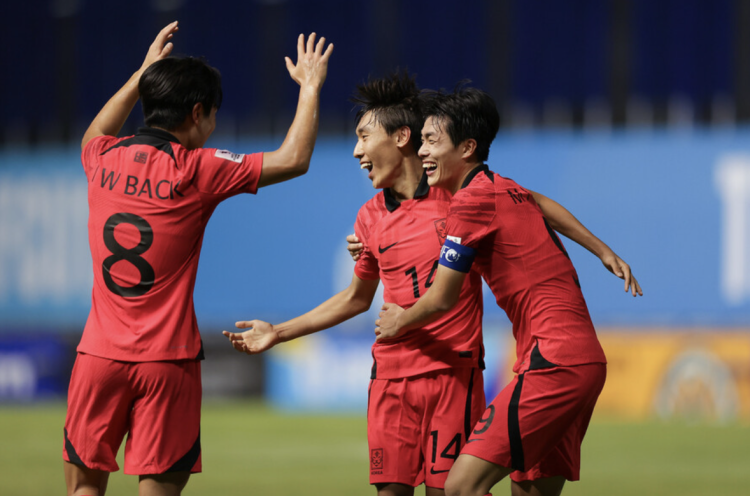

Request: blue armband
left=438, top=239, right=476, bottom=273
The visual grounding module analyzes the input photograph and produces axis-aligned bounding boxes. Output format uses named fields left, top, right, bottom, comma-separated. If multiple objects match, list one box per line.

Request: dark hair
left=351, top=71, right=423, bottom=151
left=139, top=57, right=223, bottom=131
left=420, top=85, right=500, bottom=162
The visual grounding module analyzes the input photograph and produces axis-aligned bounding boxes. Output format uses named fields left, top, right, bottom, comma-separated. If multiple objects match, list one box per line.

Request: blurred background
left=2, top=0, right=750, bottom=494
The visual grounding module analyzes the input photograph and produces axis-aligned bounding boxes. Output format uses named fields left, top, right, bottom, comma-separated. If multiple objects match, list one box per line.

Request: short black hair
left=351, top=71, right=423, bottom=151
left=139, top=57, right=223, bottom=131
left=420, top=85, right=500, bottom=162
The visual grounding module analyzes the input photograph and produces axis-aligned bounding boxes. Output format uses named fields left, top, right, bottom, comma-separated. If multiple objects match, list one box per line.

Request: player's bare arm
left=375, top=264, right=466, bottom=341
left=224, top=274, right=379, bottom=354
left=530, top=189, right=643, bottom=297
left=81, top=22, right=178, bottom=150
left=259, top=33, right=334, bottom=188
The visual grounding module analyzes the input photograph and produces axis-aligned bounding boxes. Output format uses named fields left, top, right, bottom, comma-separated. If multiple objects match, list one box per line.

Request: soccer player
left=63, top=23, right=333, bottom=496
left=224, top=73, right=637, bottom=496
left=375, top=87, right=642, bottom=496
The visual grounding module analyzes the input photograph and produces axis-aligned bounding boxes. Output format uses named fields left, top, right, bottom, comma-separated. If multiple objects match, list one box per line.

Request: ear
left=191, top=102, right=204, bottom=125
left=460, top=139, right=477, bottom=160
left=394, top=126, right=412, bottom=149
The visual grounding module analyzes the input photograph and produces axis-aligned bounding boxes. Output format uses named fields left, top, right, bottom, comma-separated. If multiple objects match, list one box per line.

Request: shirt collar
left=383, top=172, right=431, bottom=212
left=136, top=127, right=181, bottom=144
left=460, top=164, right=493, bottom=189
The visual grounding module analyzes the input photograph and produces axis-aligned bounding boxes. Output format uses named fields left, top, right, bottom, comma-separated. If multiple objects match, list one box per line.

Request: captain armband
left=438, top=239, right=476, bottom=273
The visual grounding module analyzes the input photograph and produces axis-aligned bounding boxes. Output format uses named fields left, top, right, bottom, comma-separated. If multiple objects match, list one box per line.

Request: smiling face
left=353, top=111, right=407, bottom=190
left=419, top=116, right=468, bottom=193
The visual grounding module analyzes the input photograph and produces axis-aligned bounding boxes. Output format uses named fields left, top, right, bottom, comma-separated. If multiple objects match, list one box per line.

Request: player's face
left=419, top=116, right=465, bottom=192
left=353, top=111, right=404, bottom=189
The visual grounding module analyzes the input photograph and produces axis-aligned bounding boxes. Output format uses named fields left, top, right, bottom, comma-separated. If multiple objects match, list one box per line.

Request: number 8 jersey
left=79, top=128, right=262, bottom=361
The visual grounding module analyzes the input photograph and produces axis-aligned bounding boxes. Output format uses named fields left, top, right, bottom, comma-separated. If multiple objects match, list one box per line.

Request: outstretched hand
left=347, top=234, right=363, bottom=261
left=222, top=320, right=279, bottom=355
left=600, top=251, right=643, bottom=297
left=285, top=33, right=334, bottom=90
left=139, top=21, right=179, bottom=72
left=374, top=303, right=406, bottom=342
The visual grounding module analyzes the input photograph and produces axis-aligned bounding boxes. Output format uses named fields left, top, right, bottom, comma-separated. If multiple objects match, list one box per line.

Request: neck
left=388, top=154, right=425, bottom=201
left=451, top=161, right=483, bottom=195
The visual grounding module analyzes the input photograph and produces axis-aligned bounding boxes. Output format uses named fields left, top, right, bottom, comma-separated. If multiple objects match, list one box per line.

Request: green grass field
left=2, top=400, right=749, bottom=495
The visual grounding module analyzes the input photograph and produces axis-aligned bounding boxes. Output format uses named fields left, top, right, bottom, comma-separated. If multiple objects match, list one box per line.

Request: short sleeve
left=81, top=135, right=117, bottom=178
left=443, top=186, right=495, bottom=250
left=190, top=148, right=263, bottom=197
left=353, top=208, right=380, bottom=281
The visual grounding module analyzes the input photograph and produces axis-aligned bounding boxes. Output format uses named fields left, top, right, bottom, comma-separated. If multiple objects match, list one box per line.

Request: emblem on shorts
left=134, top=151, right=148, bottom=164
left=370, top=448, right=384, bottom=472
left=434, top=218, right=447, bottom=242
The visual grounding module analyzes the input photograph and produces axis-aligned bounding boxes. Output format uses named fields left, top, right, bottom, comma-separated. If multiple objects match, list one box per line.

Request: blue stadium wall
left=2, top=129, right=750, bottom=417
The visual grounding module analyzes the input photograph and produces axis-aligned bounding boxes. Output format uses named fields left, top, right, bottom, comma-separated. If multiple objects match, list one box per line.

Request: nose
left=418, top=141, right=428, bottom=158
left=353, top=140, right=363, bottom=159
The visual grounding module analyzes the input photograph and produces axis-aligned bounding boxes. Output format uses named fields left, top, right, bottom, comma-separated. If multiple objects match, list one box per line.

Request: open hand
left=600, top=251, right=643, bottom=297
left=285, top=33, right=334, bottom=90
left=140, top=21, right=179, bottom=72
left=222, top=320, right=279, bottom=355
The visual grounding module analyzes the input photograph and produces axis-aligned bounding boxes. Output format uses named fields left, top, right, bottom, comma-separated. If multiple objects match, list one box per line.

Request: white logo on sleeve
left=445, top=249, right=461, bottom=263
left=441, top=245, right=461, bottom=263
left=447, top=235, right=462, bottom=244
left=215, top=149, right=244, bottom=163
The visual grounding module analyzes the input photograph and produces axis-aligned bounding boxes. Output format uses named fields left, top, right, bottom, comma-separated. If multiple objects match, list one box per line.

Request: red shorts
left=63, top=353, right=202, bottom=475
left=367, top=367, right=485, bottom=488
left=461, top=362, right=606, bottom=482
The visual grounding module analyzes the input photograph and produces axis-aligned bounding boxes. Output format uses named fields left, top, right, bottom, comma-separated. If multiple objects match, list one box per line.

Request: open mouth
left=423, top=162, right=437, bottom=174
left=360, top=162, right=373, bottom=172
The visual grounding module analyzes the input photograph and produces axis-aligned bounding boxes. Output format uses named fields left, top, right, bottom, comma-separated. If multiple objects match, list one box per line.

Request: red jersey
left=440, top=165, right=606, bottom=373
left=79, top=128, right=263, bottom=362
left=354, top=174, right=484, bottom=379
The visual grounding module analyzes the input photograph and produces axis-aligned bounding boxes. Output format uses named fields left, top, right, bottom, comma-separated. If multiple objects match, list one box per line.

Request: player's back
left=446, top=166, right=605, bottom=373
left=80, top=128, right=261, bottom=361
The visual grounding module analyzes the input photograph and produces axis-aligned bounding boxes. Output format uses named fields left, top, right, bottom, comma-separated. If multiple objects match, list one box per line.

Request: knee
left=444, top=474, right=472, bottom=496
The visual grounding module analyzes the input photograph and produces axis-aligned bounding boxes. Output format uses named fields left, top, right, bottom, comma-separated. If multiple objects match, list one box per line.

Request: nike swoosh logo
left=465, top=439, right=484, bottom=443
left=378, top=242, right=398, bottom=254
left=430, top=467, right=450, bottom=474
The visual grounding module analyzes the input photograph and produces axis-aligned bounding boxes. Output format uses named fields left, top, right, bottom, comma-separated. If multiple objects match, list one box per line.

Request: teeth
left=360, top=162, right=372, bottom=170
left=423, top=163, right=437, bottom=169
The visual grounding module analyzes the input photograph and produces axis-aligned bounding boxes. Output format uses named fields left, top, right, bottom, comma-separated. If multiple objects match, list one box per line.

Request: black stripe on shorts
left=508, top=373, right=525, bottom=472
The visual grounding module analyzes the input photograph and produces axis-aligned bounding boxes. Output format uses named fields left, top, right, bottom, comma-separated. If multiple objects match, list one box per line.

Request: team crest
left=134, top=151, right=148, bottom=164
left=434, top=218, right=447, bottom=243
left=370, top=448, right=384, bottom=471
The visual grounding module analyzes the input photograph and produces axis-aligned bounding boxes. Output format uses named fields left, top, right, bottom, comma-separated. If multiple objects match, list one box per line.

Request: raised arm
left=258, top=33, right=334, bottom=188
left=530, top=190, right=643, bottom=297
left=375, top=264, right=466, bottom=342
left=223, top=273, right=378, bottom=354
left=81, top=22, right=178, bottom=150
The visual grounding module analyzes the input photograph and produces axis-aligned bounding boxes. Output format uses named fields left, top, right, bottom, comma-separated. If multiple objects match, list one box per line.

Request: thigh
left=511, top=476, right=566, bottom=496
left=368, top=378, right=424, bottom=487
left=424, top=368, right=485, bottom=489
left=64, top=460, right=110, bottom=496
left=444, top=454, right=512, bottom=496
left=123, top=360, right=202, bottom=476
left=139, top=472, right=191, bottom=496
left=64, top=353, right=132, bottom=472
